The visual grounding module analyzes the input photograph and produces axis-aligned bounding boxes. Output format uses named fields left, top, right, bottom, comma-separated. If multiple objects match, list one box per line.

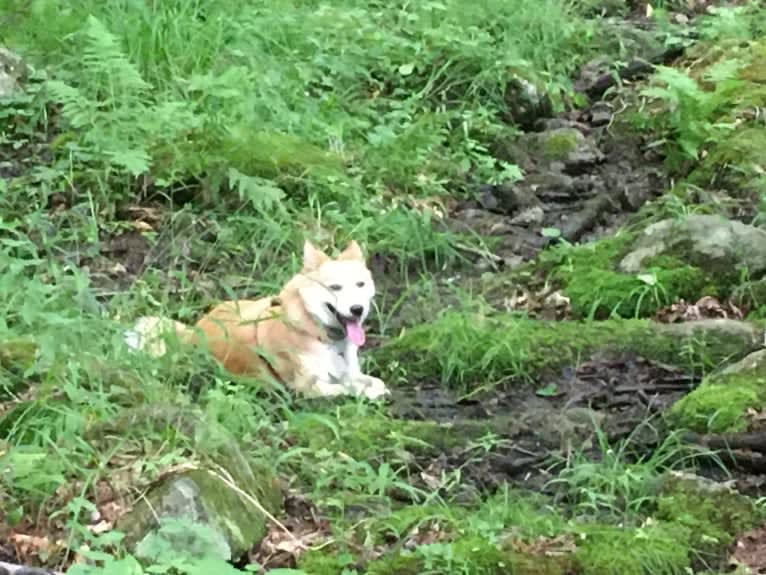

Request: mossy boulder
left=619, top=215, right=766, bottom=285
left=374, top=312, right=762, bottom=389
left=103, top=406, right=283, bottom=562
left=517, top=127, right=605, bottom=174
left=669, top=348, right=766, bottom=433
left=116, top=464, right=281, bottom=563
left=655, top=472, right=761, bottom=551
left=527, top=234, right=716, bottom=319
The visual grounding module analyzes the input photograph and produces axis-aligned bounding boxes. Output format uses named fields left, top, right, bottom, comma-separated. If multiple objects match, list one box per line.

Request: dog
left=124, top=240, right=390, bottom=400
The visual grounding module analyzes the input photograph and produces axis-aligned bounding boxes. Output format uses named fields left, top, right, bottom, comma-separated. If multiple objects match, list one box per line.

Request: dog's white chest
left=300, top=340, right=352, bottom=382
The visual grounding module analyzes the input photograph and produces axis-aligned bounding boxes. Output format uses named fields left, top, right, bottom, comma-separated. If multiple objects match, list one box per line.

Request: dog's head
left=298, top=240, right=376, bottom=346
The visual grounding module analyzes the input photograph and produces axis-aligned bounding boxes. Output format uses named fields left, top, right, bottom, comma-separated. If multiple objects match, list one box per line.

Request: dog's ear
left=338, top=240, right=364, bottom=262
left=303, top=240, right=329, bottom=271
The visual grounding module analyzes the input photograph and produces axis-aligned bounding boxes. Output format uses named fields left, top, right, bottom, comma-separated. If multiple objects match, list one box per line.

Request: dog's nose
left=350, top=305, right=364, bottom=317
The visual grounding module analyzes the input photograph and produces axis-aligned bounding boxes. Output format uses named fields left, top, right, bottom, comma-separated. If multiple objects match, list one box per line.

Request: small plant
left=641, top=62, right=744, bottom=167
left=546, top=421, right=717, bottom=520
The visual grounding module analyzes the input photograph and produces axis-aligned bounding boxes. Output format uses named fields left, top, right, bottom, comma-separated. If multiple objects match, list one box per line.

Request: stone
left=510, top=205, right=544, bottom=226
left=504, top=75, right=553, bottom=130
left=620, top=215, right=766, bottom=279
left=654, top=319, right=763, bottom=358
left=118, top=465, right=282, bottom=564
left=0, top=47, right=26, bottom=99
left=722, top=348, right=766, bottom=376
left=110, top=408, right=283, bottom=563
left=523, top=128, right=605, bottom=176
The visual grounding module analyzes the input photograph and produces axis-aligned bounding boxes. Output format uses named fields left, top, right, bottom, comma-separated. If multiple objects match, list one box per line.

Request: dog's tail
left=123, top=315, right=194, bottom=357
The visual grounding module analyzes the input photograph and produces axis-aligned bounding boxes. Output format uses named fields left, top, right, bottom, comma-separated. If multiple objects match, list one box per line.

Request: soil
left=390, top=351, right=697, bottom=494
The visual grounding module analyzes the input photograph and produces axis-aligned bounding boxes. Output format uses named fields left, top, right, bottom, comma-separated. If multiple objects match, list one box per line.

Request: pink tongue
left=345, top=321, right=366, bottom=346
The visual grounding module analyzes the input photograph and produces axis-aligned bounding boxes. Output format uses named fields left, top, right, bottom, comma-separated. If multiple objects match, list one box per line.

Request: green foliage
left=640, top=63, right=744, bottom=165
left=3, top=0, right=613, bottom=209
left=656, top=476, right=762, bottom=550
left=575, top=522, right=691, bottom=575
left=547, top=424, right=710, bottom=520
left=374, top=313, right=725, bottom=390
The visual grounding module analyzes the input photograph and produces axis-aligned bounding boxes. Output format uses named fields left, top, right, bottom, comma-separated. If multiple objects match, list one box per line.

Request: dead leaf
left=731, top=523, right=766, bottom=574
left=655, top=296, right=744, bottom=324
left=10, top=533, right=56, bottom=563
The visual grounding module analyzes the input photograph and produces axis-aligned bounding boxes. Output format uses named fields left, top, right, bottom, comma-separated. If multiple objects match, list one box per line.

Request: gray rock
left=524, top=128, right=605, bottom=175
left=620, top=215, right=766, bottom=278
left=108, top=407, right=283, bottom=564
left=118, top=466, right=282, bottom=564
left=721, top=348, right=766, bottom=376
left=504, top=75, right=553, bottom=130
left=0, top=47, right=26, bottom=98
left=0, top=563, right=58, bottom=575
left=510, top=205, right=544, bottom=226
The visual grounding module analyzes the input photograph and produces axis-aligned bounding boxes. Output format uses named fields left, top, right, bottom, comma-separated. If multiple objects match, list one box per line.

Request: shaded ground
left=390, top=351, right=697, bottom=492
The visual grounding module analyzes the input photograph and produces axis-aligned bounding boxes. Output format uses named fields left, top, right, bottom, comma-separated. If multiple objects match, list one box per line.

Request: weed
left=546, top=421, right=715, bottom=520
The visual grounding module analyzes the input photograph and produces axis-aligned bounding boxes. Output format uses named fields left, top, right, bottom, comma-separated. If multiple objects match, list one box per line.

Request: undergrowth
left=2, top=1, right=766, bottom=574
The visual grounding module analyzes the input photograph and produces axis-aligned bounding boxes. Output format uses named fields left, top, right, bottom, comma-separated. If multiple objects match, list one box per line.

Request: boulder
left=118, top=464, right=282, bottom=564
left=620, top=215, right=766, bottom=280
left=109, top=407, right=283, bottom=563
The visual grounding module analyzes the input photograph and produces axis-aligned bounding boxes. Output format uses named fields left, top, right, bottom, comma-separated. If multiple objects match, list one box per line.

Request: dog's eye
left=356, top=281, right=365, bottom=288
left=329, top=284, right=342, bottom=291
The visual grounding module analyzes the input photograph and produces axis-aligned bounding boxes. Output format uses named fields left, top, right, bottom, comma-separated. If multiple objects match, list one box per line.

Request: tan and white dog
left=124, top=240, right=390, bottom=399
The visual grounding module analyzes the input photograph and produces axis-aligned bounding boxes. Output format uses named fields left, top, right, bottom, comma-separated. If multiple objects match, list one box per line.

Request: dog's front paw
left=353, top=375, right=390, bottom=400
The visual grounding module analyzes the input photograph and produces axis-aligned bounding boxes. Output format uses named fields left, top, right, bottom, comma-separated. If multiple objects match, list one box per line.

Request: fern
left=46, top=16, right=199, bottom=179
left=641, top=62, right=744, bottom=164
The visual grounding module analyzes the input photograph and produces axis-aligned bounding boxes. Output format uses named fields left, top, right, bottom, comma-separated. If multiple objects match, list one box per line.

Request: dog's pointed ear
left=338, top=240, right=364, bottom=262
left=303, top=240, right=329, bottom=271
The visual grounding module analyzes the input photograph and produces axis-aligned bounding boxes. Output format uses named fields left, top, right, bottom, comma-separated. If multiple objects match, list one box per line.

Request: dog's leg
left=343, top=342, right=390, bottom=400
left=295, top=347, right=353, bottom=398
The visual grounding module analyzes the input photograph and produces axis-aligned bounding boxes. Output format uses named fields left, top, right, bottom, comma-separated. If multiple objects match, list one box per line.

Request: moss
left=539, top=129, right=579, bottom=160
left=287, top=404, right=492, bottom=460
left=0, top=338, right=39, bottom=399
left=366, top=552, right=422, bottom=575
left=655, top=475, right=761, bottom=550
left=374, top=314, right=749, bottom=389
left=563, top=263, right=712, bottom=319
left=669, top=371, right=766, bottom=433
left=575, top=522, right=691, bottom=575
left=365, top=536, right=573, bottom=575
left=298, top=550, right=356, bottom=575
left=536, top=233, right=718, bottom=319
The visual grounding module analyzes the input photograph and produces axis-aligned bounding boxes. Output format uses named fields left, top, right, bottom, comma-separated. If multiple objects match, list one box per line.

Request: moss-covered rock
left=523, top=233, right=716, bottom=319
left=363, top=535, right=574, bottom=575
left=669, top=348, right=766, bottom=433
left=374, top=312, right=761, bottom=389
left=619, top=215, right=766, bottom=285
left=116, top=464, right=281, bottom=563
left=655, top=472, right=761, bottom=552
